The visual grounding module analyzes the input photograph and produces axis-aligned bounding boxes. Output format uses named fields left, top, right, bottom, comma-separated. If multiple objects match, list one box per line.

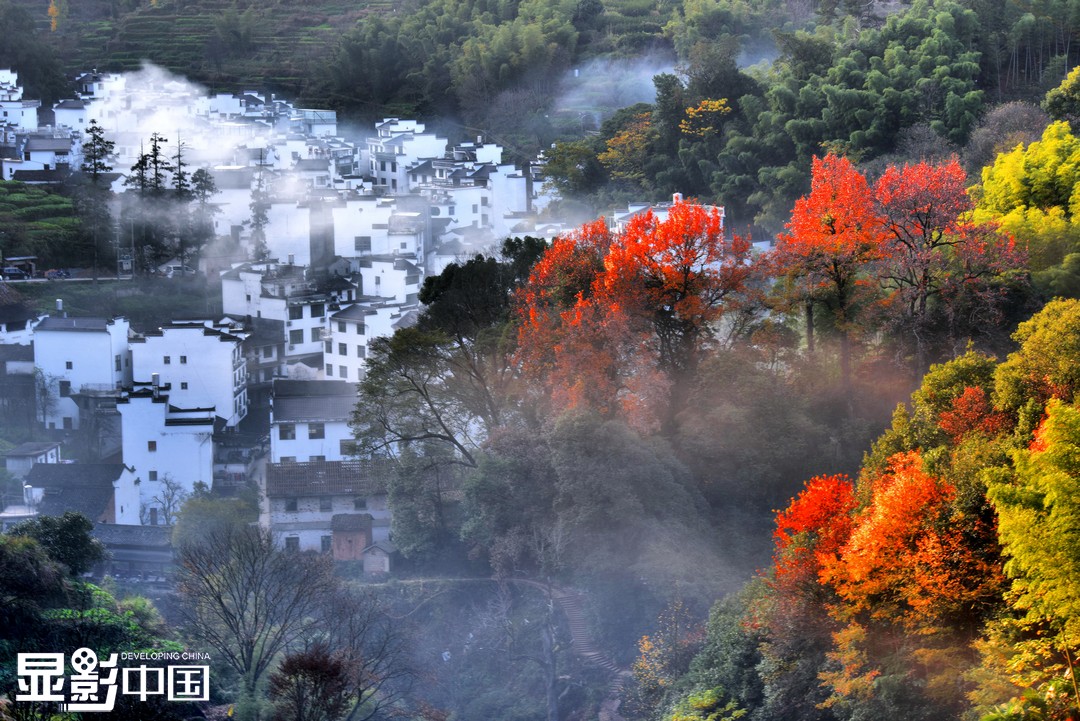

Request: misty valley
left=4, top=0, right=1080, bottom=719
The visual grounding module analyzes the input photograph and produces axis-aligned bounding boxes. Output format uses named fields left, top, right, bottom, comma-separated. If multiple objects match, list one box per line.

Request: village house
left=0, top=69, right=39, bottom=132
left=4, top=441, right=62, bottom=479
left=262, top=458, right=392, bottom=556
left=33, top=314, right=132, bottom=432
left=116, top=382, right=214, bottom=525
left=129, top=319, right=249, bottom=428
left=270, top=379, right=356, bottom=463
left=366, top=118, right=447, bottom=194
left=24, top=462, right=141, bottom=526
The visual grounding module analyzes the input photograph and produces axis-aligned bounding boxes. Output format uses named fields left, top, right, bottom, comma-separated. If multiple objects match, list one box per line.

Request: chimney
left=56, top=298, right=66, bottom=318
left=287, top=253, right=294, bottom=265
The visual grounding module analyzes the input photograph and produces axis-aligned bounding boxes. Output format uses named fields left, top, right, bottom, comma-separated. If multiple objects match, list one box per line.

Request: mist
left=552, top=52, right=678, bottom=128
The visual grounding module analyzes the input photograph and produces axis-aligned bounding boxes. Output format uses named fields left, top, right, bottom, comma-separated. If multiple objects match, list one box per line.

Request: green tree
left=8, top=511, right=106, bottom=575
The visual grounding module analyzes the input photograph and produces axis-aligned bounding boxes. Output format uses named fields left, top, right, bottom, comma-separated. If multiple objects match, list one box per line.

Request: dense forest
left=7, top=0, right=1080, bottom=719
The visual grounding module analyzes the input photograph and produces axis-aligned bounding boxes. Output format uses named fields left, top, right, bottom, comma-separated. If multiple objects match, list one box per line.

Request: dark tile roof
left=25, top=137, right=73, bottom=152
left=273, top=379, right=354, bottom=398
left=92, top=523, right=171, bottom=548
left=0, top=343, right=33, bottom=362
left=28, top=463, right=127, bottom=520
left=11, top=169, right=71, bottom=184
left=265, top=460, right=391, bottom=497
left=331, top=513, right=372, bottom=531
left=5, top=441, right=60, bottom=458
left=36, top=316, right=112, bottom=332
left=273, top=380, right=357, bottom=422
left=362, top=539, right=397, bottom=555
left=54, top=100, right=86, bottom=110
left=27, top=463, right=127, bottom=487
left=331, top=304, right=376, bottom=321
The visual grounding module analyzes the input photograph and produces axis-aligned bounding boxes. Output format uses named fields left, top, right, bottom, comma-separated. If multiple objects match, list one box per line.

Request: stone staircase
left=547, top=588, right=630, bottom=721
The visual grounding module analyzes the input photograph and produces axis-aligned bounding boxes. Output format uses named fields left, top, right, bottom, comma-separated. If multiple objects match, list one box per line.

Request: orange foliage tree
left=774, top=153, right=883, bottom=385
left=515, top=201, right=756, bottom=430
left=874, top=159, right=1024, bottom=374
left=818, top=451, right=1004, bottom=713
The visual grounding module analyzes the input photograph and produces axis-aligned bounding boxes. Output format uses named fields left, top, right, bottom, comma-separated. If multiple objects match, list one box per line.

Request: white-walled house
left=354, top=255, right=421, bottom=304
left=270, top=379, right=356, bottom=463
left=0, top=69, right=40, bottom=131
left=323, top=301, right=417, bottom=382
left=130, top=319, right=249, bottom=428
left=33, top=316, right=132, bottom=431
left=27, top=462, right=140, bottom=526
left=262, top=459, right=392, bottom=555
left=116, top=384, right=214, bottom=525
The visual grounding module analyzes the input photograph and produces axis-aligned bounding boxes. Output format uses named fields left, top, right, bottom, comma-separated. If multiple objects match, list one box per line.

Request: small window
left=148, top=470, right=158, bottom=481
left=325, top=340, right=332, bottom=354
left=180, top=355, right=187, bottom=364
left=59, top=380, right=71, bottom=397
left=357, top=346, right=367, bottom=359
left=263, top=346, right=273, bottom=358
left=115, top=355, right=121, bottom=371
left=164, top=356, right=171, bottom=365
left=338, top=343, right=347, bottom=356
left=311, top=328, right=322, bottom=343
left=285, top=498, right=297, bottom=512
left=326, top=365, right=334, bottom=377
left=181, top=382, right=188, bottom=390
left=319, top=497, right=332, bottom=512
left=62, top=417, right=73, bottom=430
left=289, top=329, right=303, bottom=345
left=148, top=440, right=157, bottom=452
left=285, top=536, right=299, bottom=551
left=355, top=236, right=371, bottom=252
left=321, top=535, right=332, bottom=553
left=337, top=321, right=346, bottom=333
left=353, top=497, right=367, bottom=511
left=310, top=303, right=324, bottom=318
left=279, top=423, right=296, bottom=440
left=339, top=366, right=347, bottom=379
left=288, top=306, right=303, bottom=320
left=308, top=423, right=325, bottom=439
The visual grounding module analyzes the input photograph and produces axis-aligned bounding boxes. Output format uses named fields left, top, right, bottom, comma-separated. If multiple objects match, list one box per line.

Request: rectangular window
left=288, top=306, right=303, bottom=321
left=115, top=355, right=121, bottom=372
left=326, top=365, right=334, bottom=377
left=181, top=382, right=188, bottom=390
left=310, top=303, right=324, bottom=318
left=338, top=321, right=346, bottom=333
left=338, top=343, right=347, bottom=356
left=285, top=536, right=299, bottom=551
left=339, top=366, right=347, bottom=379
left=180, top=356, right=187, bottom=364
left=325, top=340, right=332, bottom=354
left=59, top=380, right=71, bottom=397
left=321, top=535, right=332, bottom=553
left=354, top=497, right=367, bottom=510
left=355, top=236, right=372, bottom=252
left=62, top=417, right=72, bottom=430
left=308, top=423, right=325, bottom=440
left=357, top=323, right=365, bottom=335
left=285, top=498, right=297, bottom=512
left=320, top=497, right=332, bottom=512
left=279, top=423, right=296, bottom=440
left=289, top=329, right=304, bottom=345
left=311, top=328, right=322, bottom=343
left=357, top=346, right=367, bottom=359
left=263, top=346, right=273, bottom=358
left=65, top=361, right=72, bottom=370
left=164, top=356, right=170, bottom=365
left=148, top=470, right=158, bottom=481
left=148, top=441, right=157, bottom=452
